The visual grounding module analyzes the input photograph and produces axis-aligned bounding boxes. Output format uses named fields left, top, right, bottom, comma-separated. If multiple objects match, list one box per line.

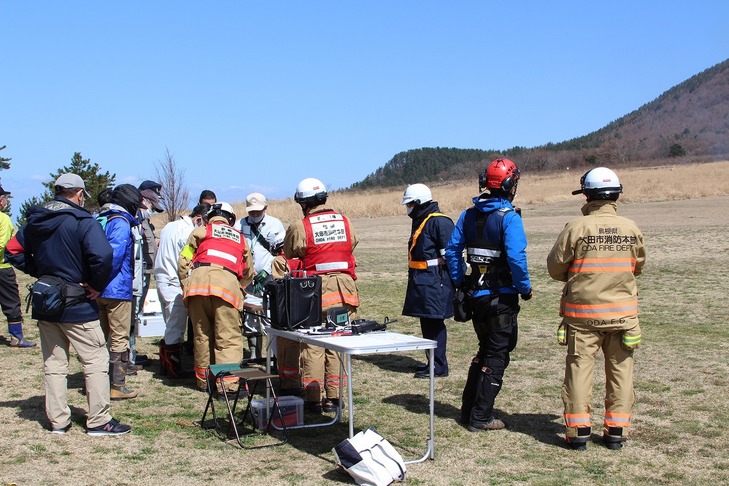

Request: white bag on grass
left=332, top=427, right=407, bottom=486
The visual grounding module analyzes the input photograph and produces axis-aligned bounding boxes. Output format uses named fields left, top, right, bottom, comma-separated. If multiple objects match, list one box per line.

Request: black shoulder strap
left=249, top=219, right=273, bottom=253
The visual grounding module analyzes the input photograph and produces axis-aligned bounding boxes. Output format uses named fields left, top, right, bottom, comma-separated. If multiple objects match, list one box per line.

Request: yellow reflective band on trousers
left=623, top=333, right=641, bottom=347
left=604, top=412, right=631, bottom=428
left=568, top=257, right=636, bottom=273
left=564, top=413, right=590, bottom=428
left=563, top=300, right=638, bottom=319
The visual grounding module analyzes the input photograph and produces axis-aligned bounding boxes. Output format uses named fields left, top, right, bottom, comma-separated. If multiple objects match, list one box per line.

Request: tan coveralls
left=284, top=209, right=359, bottom=404
left=547, top=200, right=645, bottom=445
left=178, top=216, right=254, bottom=390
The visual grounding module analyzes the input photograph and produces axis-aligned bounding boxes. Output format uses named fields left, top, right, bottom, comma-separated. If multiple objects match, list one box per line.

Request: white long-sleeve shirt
left=153, top=215, right=196, bottom=286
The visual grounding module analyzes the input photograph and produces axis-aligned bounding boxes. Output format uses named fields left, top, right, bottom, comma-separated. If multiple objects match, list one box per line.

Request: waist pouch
left=264, top=275, right=322, bottom=330
left=29, top=276, right=87, bottom=319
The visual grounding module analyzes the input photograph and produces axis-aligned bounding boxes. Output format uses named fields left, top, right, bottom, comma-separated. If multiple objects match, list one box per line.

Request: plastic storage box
left=250, top=396, right=304, bottom=431
left=135, top=314, right=165, bottom=337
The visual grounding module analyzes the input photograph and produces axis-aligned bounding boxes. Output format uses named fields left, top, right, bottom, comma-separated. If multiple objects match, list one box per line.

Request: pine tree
left=16, top=152, right=116, bottom=226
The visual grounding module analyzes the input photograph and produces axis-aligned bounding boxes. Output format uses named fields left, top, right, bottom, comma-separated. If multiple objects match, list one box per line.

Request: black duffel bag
left=264, top=275, right=322, bottom=330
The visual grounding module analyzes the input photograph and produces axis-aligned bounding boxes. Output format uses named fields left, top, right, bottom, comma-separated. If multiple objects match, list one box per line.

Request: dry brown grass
left=2, top=161, right=729, bottom=485
left=222, top=160, right=729, bottom=224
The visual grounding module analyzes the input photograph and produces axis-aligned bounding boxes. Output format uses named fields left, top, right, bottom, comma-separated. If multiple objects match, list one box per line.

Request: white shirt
left=153, top=215, right=196, bottom=285
left=235, top=213, right=286, bottom=307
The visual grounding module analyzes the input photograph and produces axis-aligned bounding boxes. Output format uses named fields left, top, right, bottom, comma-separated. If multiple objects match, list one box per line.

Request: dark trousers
left=461, top=293, right=519, bottom=423
left=420, top=317, right=448, bottom=375
left=0, top=267, right=23, bottom=323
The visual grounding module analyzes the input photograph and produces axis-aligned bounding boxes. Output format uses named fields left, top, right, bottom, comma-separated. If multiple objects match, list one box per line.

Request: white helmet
left=294, top=178, right=327, bottom=205
left=207, top=201, right=236, bottom=225
left=572, top=167, right=623, bottom=199
left=401, top=183, right=432, bottom=205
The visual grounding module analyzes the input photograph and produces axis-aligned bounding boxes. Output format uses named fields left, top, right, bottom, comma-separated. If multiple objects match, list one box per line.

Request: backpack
left=96, top=213, right=123, bottom=230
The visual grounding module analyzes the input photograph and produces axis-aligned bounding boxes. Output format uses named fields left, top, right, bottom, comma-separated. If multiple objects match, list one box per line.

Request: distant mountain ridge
left=351, top=58, right=729, bottom=190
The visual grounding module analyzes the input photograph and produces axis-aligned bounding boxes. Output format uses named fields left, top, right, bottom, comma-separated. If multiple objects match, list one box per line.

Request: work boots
left=109, top=350, right=138, bottom=400
left=159, top=340, right=194, bottom=379
left=8, top=322, right=36, bottom=348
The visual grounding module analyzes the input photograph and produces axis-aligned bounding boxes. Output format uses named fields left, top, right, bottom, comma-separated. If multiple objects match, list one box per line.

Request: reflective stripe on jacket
left=192, top=222, right=248, bottom=278
left=301, top=210, right=356, bottom=279
left=547, top=200, right=645, bottom=330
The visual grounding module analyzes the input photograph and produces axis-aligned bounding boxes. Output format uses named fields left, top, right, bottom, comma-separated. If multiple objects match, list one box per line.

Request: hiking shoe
left=110, top=385, right=138, bottom=400
left=51, top=423, right=72, bottom=434
left=87, top=418, right=132, bottom=436
left=467, top=418, right=506, bottom=432
left=322, top=398, right=340, bottom=413
left=414, top=369, right=448, bottom=379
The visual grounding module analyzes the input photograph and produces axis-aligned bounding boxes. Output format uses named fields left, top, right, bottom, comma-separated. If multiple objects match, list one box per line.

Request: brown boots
left=159, top=340, right=194, bottom=379
left=110, top=350, right=138, bottom=400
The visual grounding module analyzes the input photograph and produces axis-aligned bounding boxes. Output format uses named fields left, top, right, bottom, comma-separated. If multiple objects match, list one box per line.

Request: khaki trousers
left=562, top=326, right=636, bottom=439
left=187, top=295, right=243, bottom=390
left=276, top=337, right=301, bottom=390
left=97, top=298, right=132, bottom=353
left=38, top=320, right=112, bottom=430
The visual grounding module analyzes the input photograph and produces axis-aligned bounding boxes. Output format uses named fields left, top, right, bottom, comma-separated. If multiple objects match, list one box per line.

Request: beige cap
left=246, top=192, right=267, bottom=211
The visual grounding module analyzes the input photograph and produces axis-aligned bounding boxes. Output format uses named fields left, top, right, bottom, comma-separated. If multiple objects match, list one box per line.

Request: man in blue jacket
left=445, top=159, right=532, bottom=432
left=6, top=173, right=132, bottom=435
left=96, top=184, right=143, bottom=401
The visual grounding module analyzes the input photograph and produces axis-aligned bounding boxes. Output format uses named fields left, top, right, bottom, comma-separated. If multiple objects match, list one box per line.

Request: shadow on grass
left=0, top=394, right=87, bottom=430
left=354, top=353, right=426, bottom=374
left=382, top=392, right=564, bottom=446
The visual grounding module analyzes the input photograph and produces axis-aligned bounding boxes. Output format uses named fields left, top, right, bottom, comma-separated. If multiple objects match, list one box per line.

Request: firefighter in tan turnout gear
left=547, top=167, right=645, bottom=451
left=284, top=177, right=359, bottom=413
left=178, top=202, right=254, bottom=392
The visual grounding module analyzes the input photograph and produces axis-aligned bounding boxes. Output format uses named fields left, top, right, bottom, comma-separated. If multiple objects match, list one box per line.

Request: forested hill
left=350, top=58, right=729, bottom=190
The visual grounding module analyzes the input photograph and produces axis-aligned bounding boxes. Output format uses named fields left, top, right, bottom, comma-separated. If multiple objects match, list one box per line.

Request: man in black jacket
left=401, top=183, right=454, bottom=378
left=7, top=173, right=132, bottom=435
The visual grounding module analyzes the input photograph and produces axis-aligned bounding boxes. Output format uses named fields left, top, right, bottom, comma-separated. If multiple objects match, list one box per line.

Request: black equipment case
left=264, top=275, right=322, bottom=331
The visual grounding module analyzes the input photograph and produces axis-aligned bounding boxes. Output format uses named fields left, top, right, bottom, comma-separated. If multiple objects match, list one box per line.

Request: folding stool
left=201, top=363, right=288, bottom=448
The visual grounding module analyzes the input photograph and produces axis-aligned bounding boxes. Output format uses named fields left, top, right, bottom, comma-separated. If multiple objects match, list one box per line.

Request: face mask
left=248, top=214, right=264, bottom=224
left=406, top=204, right=414, bottom=215
left=139, top=208, right=152, bottom=220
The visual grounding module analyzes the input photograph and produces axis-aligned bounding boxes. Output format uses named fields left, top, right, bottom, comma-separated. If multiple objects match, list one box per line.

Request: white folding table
left=265, top=328, right=437, bottom=463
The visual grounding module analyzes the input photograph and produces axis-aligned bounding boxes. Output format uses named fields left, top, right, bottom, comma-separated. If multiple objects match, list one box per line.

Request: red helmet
left=480, top=158, right=520, bottom=192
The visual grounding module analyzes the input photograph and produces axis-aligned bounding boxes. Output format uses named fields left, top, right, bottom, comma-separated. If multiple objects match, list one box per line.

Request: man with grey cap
left=6, top=173, right=132, bottom=435
left=235, top=192, right=286, bottom=363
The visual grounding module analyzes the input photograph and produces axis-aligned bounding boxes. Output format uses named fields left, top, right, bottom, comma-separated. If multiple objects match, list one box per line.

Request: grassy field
left=1, top=162, right=728, bottom=485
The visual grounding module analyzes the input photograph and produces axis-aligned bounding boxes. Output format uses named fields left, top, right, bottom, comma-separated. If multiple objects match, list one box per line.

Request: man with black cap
left=131, top=180, right=164, bottom=367
left=6, top=173, right=132, bottom=435
left=0, top=184, right=35, bottom=347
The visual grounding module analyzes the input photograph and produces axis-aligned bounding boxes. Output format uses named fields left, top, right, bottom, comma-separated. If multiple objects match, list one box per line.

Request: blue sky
left=2, top=1, right=727, bottom=221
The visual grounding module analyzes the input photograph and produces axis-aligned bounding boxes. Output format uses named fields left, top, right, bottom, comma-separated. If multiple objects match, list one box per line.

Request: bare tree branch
left=154, top=147, right=190, bottom=222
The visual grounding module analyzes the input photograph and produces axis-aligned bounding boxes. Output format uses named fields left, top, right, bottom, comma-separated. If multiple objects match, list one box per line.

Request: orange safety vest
left=408, top=212, right=447, bottom=270
left=192, top=222, right=248, bottom=278
left=302, top=210, right=356, bottom=279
